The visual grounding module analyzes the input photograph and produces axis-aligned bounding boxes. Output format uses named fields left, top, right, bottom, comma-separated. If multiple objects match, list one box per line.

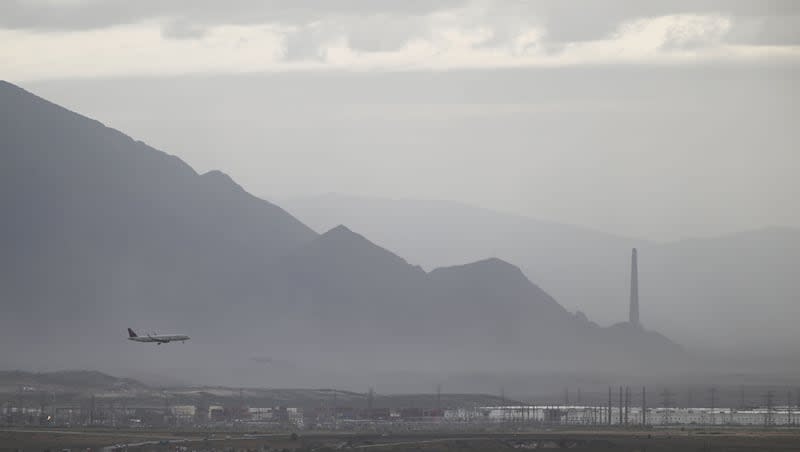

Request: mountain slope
left=0, top=81, right=681, bottom=387
left=0, top=80, right=317, bottom=338
left=285, top=194, right=800, bottom=352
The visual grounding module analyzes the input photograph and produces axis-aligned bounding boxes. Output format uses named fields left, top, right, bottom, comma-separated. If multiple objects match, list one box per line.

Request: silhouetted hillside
left=0, top=80, right=317, bottom=339
left=0, top=81, right=682, bottom=388
left=286, top=194, right=800, bottom=353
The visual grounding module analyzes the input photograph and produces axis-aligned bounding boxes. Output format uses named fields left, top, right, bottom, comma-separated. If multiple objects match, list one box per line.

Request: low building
left=248, top=407, right=274, bottom=421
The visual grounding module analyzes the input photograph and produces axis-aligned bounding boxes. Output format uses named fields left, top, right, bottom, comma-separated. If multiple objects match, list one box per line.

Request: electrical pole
left=740, top=386, right=746, bottom=410
left=624, top=387, right=628, bottom=425
left=709, top=387, right=717, bottom=426
left=796, top=388, right=800, bottom=426
left=333, top=390, right=338, bottom=429
left=618, top=386, right=623, bottom=425
left=764, top=391, right=774, bottom=427
left=661, top=389, right=674, bottom=425
left=642, top=386, right=647, bottom=426
left=500, top=386, right=506, bottom=423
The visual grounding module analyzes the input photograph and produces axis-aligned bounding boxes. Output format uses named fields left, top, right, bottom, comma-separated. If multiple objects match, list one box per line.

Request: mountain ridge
left=284, top=193, right=800, bottom=352
left=0, top=81, right=683, bottom=387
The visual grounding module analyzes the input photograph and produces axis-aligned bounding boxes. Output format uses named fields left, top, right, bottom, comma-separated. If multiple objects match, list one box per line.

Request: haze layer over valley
left=1, top=81, right=687, bottom=390
left=286, top=194, right=800, bottom=354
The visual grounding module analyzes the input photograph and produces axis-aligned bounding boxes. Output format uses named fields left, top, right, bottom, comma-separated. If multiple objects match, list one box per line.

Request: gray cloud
left=161, top=20, right=208, bottom=40
left=283, top=13, right=429, bottom=59
left=0, top=0, right=463, bottom=31
left=530, top=0, right=800, bottom=43
left=344, top=15, right=428, bottom=53
left=283, top=25, right=333, bottom=61
left=3, top=0, right=799, bottom=50
left=726, top=14, right=800, bottom=46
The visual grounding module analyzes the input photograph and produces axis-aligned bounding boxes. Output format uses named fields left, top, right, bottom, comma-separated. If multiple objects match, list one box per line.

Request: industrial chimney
left=629, top=248, right=640, bottom=327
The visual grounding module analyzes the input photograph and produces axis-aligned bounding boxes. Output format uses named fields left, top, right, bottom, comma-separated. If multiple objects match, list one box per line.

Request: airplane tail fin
left=127, top=328, right=138, bottom=338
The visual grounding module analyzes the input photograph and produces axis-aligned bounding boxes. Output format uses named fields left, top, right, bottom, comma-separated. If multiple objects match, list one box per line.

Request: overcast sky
left=3, top=0, right=799, bottom=240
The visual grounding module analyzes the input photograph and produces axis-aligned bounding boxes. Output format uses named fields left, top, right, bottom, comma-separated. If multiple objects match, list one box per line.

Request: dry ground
left=3, top=427, right=800, bottom=451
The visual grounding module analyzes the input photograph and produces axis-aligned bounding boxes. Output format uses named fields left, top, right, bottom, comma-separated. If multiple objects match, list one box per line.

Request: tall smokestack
left=629, top=248, right=640, bottom=327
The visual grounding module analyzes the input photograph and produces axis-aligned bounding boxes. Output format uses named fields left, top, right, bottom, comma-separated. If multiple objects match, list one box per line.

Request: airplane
left=127, top=328, right=190, bottom=345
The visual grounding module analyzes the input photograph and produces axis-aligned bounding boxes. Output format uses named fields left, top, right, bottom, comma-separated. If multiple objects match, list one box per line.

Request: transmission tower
left=660, top=389, right=675, bottom=425
left=764, top=391, right=775, bottom=427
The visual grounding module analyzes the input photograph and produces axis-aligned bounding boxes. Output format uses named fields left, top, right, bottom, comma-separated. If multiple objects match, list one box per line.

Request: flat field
left=3, top=428, right=800, bottom=451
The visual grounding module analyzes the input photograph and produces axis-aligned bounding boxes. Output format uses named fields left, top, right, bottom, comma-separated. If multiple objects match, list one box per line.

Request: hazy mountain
left=281, top=224, right=682, bottom=375
left=285, top=194, right=800, bottom=353
left=0, top=81, right=681, bottom=389
left=0, top=80, right=317, bottom=339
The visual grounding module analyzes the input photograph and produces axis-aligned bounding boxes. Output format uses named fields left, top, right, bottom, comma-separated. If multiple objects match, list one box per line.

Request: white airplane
left=127, top=328, right=190, bottom=345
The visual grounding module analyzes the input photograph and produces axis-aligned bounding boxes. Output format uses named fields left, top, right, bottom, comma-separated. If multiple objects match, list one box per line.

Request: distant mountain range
left=285, top=195, right=800, bottom=352
left=1, top=81, right=682, bottom=388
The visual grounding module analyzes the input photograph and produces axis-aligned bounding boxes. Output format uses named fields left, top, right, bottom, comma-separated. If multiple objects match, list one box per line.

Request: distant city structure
left=629, top=248, right=641, bottom=327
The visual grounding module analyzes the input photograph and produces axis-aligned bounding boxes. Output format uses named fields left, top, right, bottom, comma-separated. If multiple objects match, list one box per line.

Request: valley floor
left=3, top=427, right=800, bottom=451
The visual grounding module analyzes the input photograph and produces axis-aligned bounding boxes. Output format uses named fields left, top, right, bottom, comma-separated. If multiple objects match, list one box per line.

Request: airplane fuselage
left=128, top=335, right=190, bottom=344
left=127, top=328, right=189, bottom=344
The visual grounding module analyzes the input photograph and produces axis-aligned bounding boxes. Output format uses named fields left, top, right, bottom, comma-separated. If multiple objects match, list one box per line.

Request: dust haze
left=2, top=0, right=799, bottom=396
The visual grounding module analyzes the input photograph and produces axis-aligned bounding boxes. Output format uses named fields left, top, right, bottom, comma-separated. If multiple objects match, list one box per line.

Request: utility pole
left=333, top=390, right=338, bottom=429
left=764, top=391, right=774, bottom=427
left=627, top=386, right=632, bottom=425
left=618, top=386, right=623, bottom=425
left=740, top=386, right=746, bottom=410
left=500, top=386, right=506, bottom=423
left=436, top=384, right=441, bottom=413
left=607, top=387, right=612, bottom=425
left=239, top=388, right=244, bottom=420
left=642, top=386, right=647, bottom=426
left=787, top=390, right=793, bottom=426
left=661, top=389, right=674, bottom=425
left=709, top=387, right=717, bottom=426
left=796, top=388, right=800, bottom=427
left=90, top=394, right=96, bottom=425
left=796, top=388, right=800, bottom=426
